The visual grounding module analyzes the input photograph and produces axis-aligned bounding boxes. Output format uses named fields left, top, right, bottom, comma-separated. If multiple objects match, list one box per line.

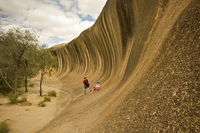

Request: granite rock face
left=49, top=0, right=199, bottom=132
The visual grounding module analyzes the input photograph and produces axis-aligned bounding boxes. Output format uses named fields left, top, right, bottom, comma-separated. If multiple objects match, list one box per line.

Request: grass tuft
left=48, top=90, right=56, bottom=97
left=43, top=96, right=51, bottom=102
left=8, top=93, right=19, bottom=104
left=38, top=101, right=45, bottom=107
left=0, top=121, right=9, bottom=133
left=18, top=96, right=27, bottom=103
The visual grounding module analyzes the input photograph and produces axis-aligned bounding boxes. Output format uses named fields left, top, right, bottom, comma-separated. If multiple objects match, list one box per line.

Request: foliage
left=0, top=28, right=39, bottom=92
left=38, top=96, right=52, bottom=107
left=0, top=121, right=9, bottom=133
left=38, top=101, right=46, bottom=107
left=18, top=96, right=27, bottom=103
left=0, top=80, right=11, bottom=94
left=48, top=90, right=56, bottom=97
left=43, top=96, right=51, bottom=102
left=38, top=49, right=58, bottom=96
left=28, top=83, right=35, bottom=87
left=8, top=92, right=19, bottom=104
left=0, top=27, right=58, bottom=95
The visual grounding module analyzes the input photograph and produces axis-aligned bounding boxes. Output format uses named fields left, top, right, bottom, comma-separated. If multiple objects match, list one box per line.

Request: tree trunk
left=25, top=59, right=28, bottom=92
left=14, top=70, right=18, bottom=92
left=0, top=71, right=14, bottom=91
left=25, top=75, right=28, bottom=92
left=40, top=71, right=44, bottom=96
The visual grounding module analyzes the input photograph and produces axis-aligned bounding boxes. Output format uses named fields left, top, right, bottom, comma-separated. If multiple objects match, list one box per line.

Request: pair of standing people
left=83, top=77, right=101, bottom=95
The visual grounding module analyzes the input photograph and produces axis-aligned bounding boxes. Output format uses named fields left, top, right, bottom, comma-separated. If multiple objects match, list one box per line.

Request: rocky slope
left=45, top=0, right=199, bottom=132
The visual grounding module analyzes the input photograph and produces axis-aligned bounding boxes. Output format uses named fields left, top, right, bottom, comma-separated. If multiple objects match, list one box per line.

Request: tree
left=21, top=45, right=40, bottom=92
left=0, top=28, right=58, bottom=94
left=37, top=48, right=57, bottom=96
left=0, top=28, right=39, bottom=92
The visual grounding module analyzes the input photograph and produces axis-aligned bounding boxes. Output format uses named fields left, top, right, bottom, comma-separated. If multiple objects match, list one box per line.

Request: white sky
left=0, top=0, right=106, bottom=47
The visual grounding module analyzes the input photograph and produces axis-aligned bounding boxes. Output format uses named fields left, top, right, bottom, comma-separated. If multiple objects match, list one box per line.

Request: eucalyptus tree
left=0, top=28, right=39, bottom=92
left=37, top=47, right=58, bottom=96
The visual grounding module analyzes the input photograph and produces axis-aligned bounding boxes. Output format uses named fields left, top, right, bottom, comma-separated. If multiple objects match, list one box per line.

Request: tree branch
left=0, top=70, right=14, bottom=91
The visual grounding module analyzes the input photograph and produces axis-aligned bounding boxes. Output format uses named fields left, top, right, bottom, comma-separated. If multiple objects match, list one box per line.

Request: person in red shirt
left=83, top=77, right=90, bottom=95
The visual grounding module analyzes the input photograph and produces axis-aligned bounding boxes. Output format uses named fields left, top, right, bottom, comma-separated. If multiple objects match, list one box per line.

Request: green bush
left=48, top=90, right=56, bottom=97
left=18, top=96, right=27, bottom=103
left=19, top=81, right=25, bottom=88
left=0, top=82, right=11, bottom=94
left=43, top=96, right=51, bottom=102
left=28, top=83, right=34, bottom=87
left=0, top=121, right=9, bottom=133
left=8, top=93, right=19, bottom=104
left=38, top=101, right=45, bottom=107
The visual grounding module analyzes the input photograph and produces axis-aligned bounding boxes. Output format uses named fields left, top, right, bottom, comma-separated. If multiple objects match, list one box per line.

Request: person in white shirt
left=93, top=82, right=102, bottom=91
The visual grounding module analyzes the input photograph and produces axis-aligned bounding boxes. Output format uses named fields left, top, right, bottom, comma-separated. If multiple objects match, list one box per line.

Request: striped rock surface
left=41, top=0, right=200, bottom=132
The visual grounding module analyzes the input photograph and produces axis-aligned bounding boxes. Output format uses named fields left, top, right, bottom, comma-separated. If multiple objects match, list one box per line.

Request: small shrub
left=0, top=121, right=9, bottom=133
left=28, top=83, right=34, bottom=87
left=18, top=81, right=25, bottom=88
left=18, top=96, right=27, bottom=103
left=43, top=96, right=51, bottom=102
left=48, top=90, right=56, bottom=97
left=38, top=101, right=45, bottom=107
left=8, top=93, right=19, bottom=104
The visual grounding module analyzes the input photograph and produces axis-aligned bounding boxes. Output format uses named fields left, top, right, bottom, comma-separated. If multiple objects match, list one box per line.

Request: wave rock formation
left=42, top=0, right=199, bottom=132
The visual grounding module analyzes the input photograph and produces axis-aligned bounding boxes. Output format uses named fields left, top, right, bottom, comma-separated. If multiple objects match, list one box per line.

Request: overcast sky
left=0, top=0, right=106, bottom=47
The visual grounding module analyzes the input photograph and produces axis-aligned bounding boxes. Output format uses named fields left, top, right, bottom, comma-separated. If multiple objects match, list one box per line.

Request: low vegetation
left=38, top=96, right=53, bottom=107
left=18, top=96, right=27, bottom=103
left=8, top=93, right=19, bottom=104
left=38, top=101, right=46, bottom=107
left=48, top=90, right=56, bottom=97
left=8, top=92, right=29, bottom=104
left=28, top=83, right=35, bottom=87
left=43, top=96, right=51, bottom=102
left=0, top=121, right=9, bottom=133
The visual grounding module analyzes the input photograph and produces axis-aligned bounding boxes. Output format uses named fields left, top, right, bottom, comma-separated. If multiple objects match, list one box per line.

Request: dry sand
left=0, top=77, right=70, bottom=133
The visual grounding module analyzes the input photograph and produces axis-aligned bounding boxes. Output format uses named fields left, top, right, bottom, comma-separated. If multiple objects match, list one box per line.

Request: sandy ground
left=0, top=77, right=70, bottom=133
